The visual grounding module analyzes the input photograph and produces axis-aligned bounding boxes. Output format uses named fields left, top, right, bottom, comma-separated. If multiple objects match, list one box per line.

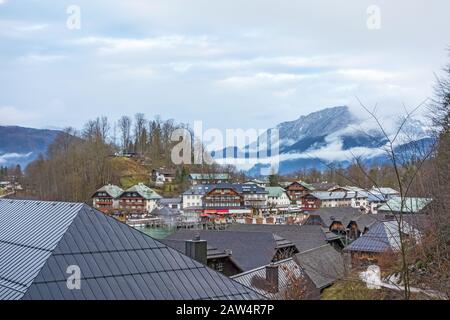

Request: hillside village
left=1, top=0, right=449, bottom=302
left=84, top=165, right=435, bottom=299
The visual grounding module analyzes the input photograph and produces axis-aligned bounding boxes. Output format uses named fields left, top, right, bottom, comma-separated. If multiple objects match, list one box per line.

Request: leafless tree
left=118, top=115, right=132, bottom=151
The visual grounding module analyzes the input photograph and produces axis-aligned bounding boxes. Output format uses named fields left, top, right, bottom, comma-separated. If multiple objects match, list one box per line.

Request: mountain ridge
left=0, top=125, right=62, bottom=168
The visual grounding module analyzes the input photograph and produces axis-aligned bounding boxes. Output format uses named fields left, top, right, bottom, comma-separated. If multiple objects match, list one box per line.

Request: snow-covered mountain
left=237, top=106, right=432, bottom=176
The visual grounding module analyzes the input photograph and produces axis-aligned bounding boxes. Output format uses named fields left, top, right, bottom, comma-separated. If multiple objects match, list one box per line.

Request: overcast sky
left=0, top=0, right=449, bottom=132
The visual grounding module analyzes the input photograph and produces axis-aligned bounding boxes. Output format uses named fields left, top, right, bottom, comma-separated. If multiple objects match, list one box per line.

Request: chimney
left=266, top=263, right=279, bottom=293
left=185, top=233, right=207, bottom=265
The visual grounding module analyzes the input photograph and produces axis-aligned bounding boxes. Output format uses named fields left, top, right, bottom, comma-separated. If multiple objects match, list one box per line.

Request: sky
left=0, top=0, right=449, bottom=132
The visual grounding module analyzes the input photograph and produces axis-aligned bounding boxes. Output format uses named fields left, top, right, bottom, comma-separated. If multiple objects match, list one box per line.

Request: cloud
left=0, top=0, right=449, bottom=132
left=218, top=72, right=315, bottom=88
left=0, top=152, right=33, bottom=165
left=337, top=69, right=400, bottom=82
left=0, top=20, right=48, bottom=38
left=18, top=54, right=66, bottom=64
left=71, top=35, right=224, bottom=56
left=0, top=106, right=39, bottom=126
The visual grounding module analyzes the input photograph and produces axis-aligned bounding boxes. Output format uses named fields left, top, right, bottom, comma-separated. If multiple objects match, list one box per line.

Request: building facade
left=284, top=181, right=315, bottom=205
left=266, top=187, right=291, bottom=208
left=118, top=183, right=162, bottom=214
left=92, top=184, right=124, bottom=213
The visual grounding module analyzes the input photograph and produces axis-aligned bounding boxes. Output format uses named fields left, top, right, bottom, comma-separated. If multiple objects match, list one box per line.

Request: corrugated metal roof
left=265, top=187, right=286, bottom=198
left=344, top=220, right=421, bottom=253
left=0, top=199, right=262, bottom=300
left=311, top=191, right=363, bottom=200
left=189, top=173, right=230, bottom=180
left=124, top=183, right=162, bottom=200
left=0, top=200, right=84, bottom=300
left=378, top=196, right=432, bottom=213
left=94, top=184, right=124, bottom=198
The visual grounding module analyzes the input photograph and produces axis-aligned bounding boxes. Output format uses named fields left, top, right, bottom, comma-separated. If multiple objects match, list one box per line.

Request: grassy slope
left=108, top=157, right=179, bottom=196
left=109, top=157, right=150, bottom=189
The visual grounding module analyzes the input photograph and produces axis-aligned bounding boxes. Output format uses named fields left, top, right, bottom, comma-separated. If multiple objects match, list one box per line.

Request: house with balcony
left=118, top=183, right=162, bottom=214
left=265, top=186, right=291, bottom=212
left=284, top=181, right=315, bottom=205
left=91, top=184, right=124, bottom=213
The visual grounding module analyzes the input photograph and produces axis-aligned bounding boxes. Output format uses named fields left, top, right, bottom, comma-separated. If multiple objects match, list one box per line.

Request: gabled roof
left=244, top=179, right=266, bottom=185
left=0, top=199, right=261, bottom=300
left=94, top=184, right=124, bottom=198
left=124, top=183, right=162, bottom=200
left=159, top=239, right=236, bottom=261
left=344, top=220, right=421, bottom=253
left=189, top=173, right=230, bottom=180
left=227, top=224, right=329, bottom=253
left=231, top=258, right=307, bottom=299
left=182, top=183, right=267, bottom=196
left=367, top=192, right=386, bottom=202
left=309, top=182, right=338, bottom=191
left=265, top=186, right=287, bottom=198
left=378, top=196, right=432, bottom=213
left=369, top=187, right=399, bottom=196
left=294, top=245, right=345, bottom=289
left=162, top=230, right=294, bottom=271
left=310, top=191, right=366, bottom=200
left=305, top=207, right=378, bottom=231
left=285, top=181, right=315, bottom=190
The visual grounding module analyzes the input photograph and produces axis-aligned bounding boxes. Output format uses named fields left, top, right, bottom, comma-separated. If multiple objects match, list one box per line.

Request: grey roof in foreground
left=0, top=199, right=262, bottom=300
left=162, top=229, right=293, bottom=271
left=294, top=245, right=345, bottom=290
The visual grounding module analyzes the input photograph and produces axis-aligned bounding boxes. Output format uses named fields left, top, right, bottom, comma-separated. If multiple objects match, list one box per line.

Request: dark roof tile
left=0, top=199, right=262, bottom=300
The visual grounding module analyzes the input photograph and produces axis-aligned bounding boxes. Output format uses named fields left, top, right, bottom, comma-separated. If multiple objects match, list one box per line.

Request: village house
left=0, top=199, right=260, bottom=300
left=300, top=191, right=368, bottom=211
left=244, top=179, right=268, bottom=188
left=239, top=183, right=268, bottom=209
left=203, top=184, right=244, bottom=208
left=118, top=183, right=162, bottom=214
left=265, top=186, right=291, bottom=211
left=303, top=207, right=378, bottom=245
left=294, top=245, right=345, bottom=292
left=367, top=192, right=387, bottom=213
left=181, top=183, right=267, bottom=216
left=369, top=187, right=400, bottom=200
left=151, top=167, right=176, bottom=185
left=284, top=181, right=315, bottom=205
left=91, top=184, right=124, bottom=213
left=344, top=220, right=421, bottom=267
left=310, top=182, right=339, bottom=191
left=188, top=173, right=230, bottom=185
